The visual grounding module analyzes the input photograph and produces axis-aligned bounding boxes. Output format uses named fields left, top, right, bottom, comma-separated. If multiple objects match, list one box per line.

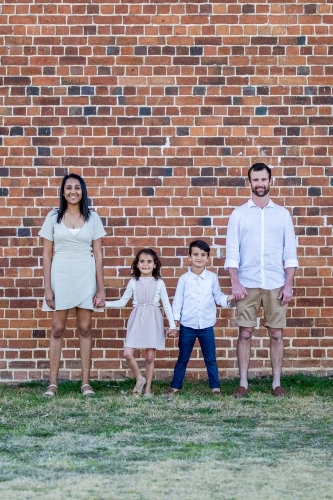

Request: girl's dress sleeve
left=38, top=210, right=57, bottom=241
left=91, top=211, right=107, bottom=240
left=158, top=280, right=176, bottom=329
left=105, top=279, right=134, bottom=308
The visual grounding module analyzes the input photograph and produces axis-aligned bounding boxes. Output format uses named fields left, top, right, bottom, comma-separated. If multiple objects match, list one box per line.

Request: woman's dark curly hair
left=131, top=248, right=162, bottom=281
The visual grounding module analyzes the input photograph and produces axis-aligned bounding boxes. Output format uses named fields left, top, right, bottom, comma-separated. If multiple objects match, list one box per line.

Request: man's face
left=249, top=169, right=272, bottom=197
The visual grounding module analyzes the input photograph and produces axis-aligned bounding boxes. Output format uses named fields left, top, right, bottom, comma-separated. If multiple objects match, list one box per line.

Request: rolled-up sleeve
left=224, top=210, right=240, bottom=269
left=283, top=213, right=299, bottom=269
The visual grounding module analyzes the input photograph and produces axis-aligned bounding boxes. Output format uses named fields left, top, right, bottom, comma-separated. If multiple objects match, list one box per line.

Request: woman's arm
left=92, top=237, right=105, bottom=306
left=42, top=238, right=55, bottom=310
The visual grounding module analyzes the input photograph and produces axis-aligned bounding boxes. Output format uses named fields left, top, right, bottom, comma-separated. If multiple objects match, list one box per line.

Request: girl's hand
left=167, top=329, right=178, bottom=338
left=45, top=288, right=55, bottom=310
left=94, top=290, right=105, bottom=307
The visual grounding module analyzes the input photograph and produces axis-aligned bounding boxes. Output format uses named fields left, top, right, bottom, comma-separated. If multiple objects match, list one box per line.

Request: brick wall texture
left=1, top=0, right=333, bottom=383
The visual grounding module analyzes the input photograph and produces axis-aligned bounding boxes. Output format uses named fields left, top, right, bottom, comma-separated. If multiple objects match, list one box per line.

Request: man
left=225, top=162, right=298, bottom=397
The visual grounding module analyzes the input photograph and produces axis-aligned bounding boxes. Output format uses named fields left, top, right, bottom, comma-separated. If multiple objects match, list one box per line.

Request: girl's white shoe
left=43, top=384, right=58, bottom=397
left=81, top=384, right=95, bottom=396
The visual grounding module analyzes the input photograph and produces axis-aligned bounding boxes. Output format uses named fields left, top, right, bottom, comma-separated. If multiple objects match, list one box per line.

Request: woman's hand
left=94, top=290, right=105, bottom=307
left=45, top=288, right=55, bottom=310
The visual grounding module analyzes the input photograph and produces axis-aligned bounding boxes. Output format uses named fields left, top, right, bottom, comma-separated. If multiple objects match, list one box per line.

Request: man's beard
left=252, top=186, right=270, bottom=197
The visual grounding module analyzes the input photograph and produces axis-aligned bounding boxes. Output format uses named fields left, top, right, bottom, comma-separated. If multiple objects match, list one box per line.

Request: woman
left=39, top=174, right=106, bottom=396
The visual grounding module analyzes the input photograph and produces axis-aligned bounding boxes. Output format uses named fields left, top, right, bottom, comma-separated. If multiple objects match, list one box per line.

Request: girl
left=99, top=249, right=176, bottom=396
left=39, top=174, right=106, bottom=397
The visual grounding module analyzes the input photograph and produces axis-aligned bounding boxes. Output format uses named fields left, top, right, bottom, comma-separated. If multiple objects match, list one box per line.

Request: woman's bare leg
left=76, top=308, right=93, bottom=387
left=49, top=310, right=68, bottom=393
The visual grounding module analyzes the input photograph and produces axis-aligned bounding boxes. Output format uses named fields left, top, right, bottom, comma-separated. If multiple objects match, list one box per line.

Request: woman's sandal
left=132, top=377, right=146, bottom=396
left=43, top=384, right=58, bottom=397
left=81, top=384, right=95, bottom=396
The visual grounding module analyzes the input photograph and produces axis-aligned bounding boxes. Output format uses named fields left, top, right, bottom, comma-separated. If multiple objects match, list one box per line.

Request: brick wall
left=1, top=0, right=333, bottom=382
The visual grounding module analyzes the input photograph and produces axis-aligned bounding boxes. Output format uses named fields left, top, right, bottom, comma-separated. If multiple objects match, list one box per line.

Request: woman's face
left=63, top=177, right=82, bottom=206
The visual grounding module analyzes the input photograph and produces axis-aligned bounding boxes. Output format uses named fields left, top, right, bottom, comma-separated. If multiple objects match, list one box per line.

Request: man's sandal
left=43, top=384, right=58, bottom=397
left=132, top=377, right=146, bottom=396
left=81, top=384, right=95, bottom=396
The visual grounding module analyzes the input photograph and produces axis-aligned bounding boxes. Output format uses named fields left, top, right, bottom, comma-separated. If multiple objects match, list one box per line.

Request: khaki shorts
left=236, top=287, right=287, bottom=329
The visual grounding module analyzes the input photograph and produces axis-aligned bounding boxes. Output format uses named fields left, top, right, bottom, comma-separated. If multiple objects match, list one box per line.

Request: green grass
left=0, top=375, right=333, bottom=499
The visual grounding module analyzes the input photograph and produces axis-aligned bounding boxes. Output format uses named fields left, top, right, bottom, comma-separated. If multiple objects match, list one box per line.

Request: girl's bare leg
left=49, top=310, right=68, bottom=393
left=76, top=308, right=93, bottom=387
left=124, top=347, right=145, bottom=390
left=145, top=349, right=155, bottom=394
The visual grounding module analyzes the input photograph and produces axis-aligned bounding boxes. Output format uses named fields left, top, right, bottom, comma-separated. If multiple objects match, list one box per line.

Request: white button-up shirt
left=172, top=268, right=230, bottom=329
left=224, top=199, right=298, bottom=290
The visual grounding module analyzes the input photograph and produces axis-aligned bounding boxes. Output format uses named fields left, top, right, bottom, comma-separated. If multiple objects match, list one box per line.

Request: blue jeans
left=171, top=324, right=220, bottom=389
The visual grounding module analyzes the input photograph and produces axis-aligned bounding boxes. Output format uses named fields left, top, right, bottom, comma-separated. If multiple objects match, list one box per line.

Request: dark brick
left=198, top=77, right=225, bottom=85
left=4, top=77, right=31, bottom=86
left=190, top=46, right=203, bottom=56
left=221, top=147, right=231, bottom=156
left=199, top=217, right=211, bottom=226
left=118, top=96, right=126, bottom=105
left=233, top=97, right=243, bottom=105
left=198, top=137, right=224, bottom=146
left=98, top=66, right=111, bottom=75
left=297, top=66, right=310, bottom=75
left=17, top=228, right=31, bottom=237
left=135, top=46, right=147, bottom=55
left=219, top=177, right=246, bottom=187
left=306, top=227, right=318, bottom=236
left=318, top=86, right=331, bottom=95
left=141, top=137, right=165, bottom=146
left=308, top=187, right=321, bottom=196
left=69, top=106, right=82, bottom=115
left=26, top=86, right=40, bottom=96
left=193, top=86, right=206, bottom=95
left=68, top=86, right=80, bottom=95
left=252, top=37, right=277, bottom=45
left=255, top=106, right=267, bottom=116
left=165, top=87, right=178, bottom=95
left=287, top=127, right=301, bottom=136
left=243, top=86, right=256, bottom=96
left=273, top=46, right=285, bottom=55
left=55, top=167, right=68, bottom=176
left=177, top=127, right=189, bottom=136
left=191, top=177, right=218, bottom=186
left=151, top=168, right=173, bottom=177
left=162, top=46, right=175, bottom=55
left=84, top=26, right=96, bottom=35
left=37, top=147, right=50, bottom=156
left=43, top=67, right=56, bottom=75
left=195, top=37, right=222, bottom=46
left=329, top=127, right=333, bottom=135
left=313, top=96, right=333, bottom=105
left=0, top=168, right=9, bottom=176
left=142, top=187, right=154, bottom=196
left=242, top=3, right=255, bottom=13
left=201, top=167, right=214, bottom=176
left=38, top=127, right=51, bottom=136
left=84, top=106, right=97, bottom=116
left=305, top=86, right=316, bottom=95
left=257, top=86, right=269, bottom=95
left=297, top=36, right=306, bottom=45
left=33, top=330, right=46, bottom=338
left=139, top=107, right=152, bottom=116
left=10, top=126, right=24, bottom=136
left=310, top=328, right=324, bottom=337
left=113, top=87, right=122, bottom=95
left=0, top=188, right=9, bottom=196
left=304, top=4, right=317, bottom=14
left=148, top=46, right=161, bottom=55
left=107, top=46, right=120, bottom=55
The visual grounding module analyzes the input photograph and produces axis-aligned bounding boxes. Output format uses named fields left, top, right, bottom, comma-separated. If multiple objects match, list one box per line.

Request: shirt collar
left=248, top=198, right=275, bottom=209
left=188, top=267, right=207, bottom=279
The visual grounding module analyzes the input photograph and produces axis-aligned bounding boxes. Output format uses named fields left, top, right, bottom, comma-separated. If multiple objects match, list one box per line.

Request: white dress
left=105, top=277, right=176, bottom=350
left=39, top=209, right=106, bottom=311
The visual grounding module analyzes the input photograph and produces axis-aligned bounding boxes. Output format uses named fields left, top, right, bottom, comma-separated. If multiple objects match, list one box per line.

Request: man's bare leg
left=269, top=328, right=284, bottom=390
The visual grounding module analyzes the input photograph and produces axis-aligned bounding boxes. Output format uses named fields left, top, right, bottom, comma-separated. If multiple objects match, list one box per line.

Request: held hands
left=227, top=294, right=236, bottom=308
left=94, top=291, right=105, bottom=308
left=231, top=282, right=248, bottom=301
left=167, top=329, right=178, bottom=338
left=45, top=288, right=55, bottom=310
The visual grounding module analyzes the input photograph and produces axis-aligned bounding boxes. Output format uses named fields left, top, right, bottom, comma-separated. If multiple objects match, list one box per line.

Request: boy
left=169, top=240, right=234, bottom=395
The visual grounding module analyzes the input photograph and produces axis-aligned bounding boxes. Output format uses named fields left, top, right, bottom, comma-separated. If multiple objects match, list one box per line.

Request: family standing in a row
left=39, top=162, right=298, bottom=398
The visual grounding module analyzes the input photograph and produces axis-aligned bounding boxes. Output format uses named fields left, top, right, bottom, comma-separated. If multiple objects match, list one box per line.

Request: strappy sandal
left=81, top=384, right=95, bottom=396
left=43, top=384, right=58, bottom=397
left=132, top=377, right=146, bottom=396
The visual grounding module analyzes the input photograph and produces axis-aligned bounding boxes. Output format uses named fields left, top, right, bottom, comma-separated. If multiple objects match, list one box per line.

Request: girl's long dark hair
left=131, top=248, right=162, bottom=281
left=56, top=174, right=90, bottom=223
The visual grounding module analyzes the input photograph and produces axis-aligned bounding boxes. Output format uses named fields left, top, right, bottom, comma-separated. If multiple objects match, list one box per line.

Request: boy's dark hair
left=248, top=162, right=272, bottom=181
left=57, top=173, right=91, bottom=223
left=189, top=240, right=210, bottom=256
left=131, top=248, right=162, bottom=281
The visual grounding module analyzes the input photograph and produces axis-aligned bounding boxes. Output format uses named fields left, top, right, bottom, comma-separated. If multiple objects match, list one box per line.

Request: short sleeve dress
left=39, top=209, right=106, bottom=311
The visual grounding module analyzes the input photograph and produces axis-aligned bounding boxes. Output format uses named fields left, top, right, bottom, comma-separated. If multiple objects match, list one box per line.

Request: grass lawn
left=0, top=374, right=333, bottom=500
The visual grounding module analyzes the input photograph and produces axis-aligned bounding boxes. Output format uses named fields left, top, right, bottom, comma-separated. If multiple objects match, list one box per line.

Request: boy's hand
left=167, top=329, right=178, bottom=338
left=227, top=294, right=236, bottom=308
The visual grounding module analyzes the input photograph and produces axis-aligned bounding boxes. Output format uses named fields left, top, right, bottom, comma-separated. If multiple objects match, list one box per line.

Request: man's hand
left=278, top=283, right=293, bottom=305
left=231, top=282, right=248, bottom=301
left=167, top=329, right=178, bottom=338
